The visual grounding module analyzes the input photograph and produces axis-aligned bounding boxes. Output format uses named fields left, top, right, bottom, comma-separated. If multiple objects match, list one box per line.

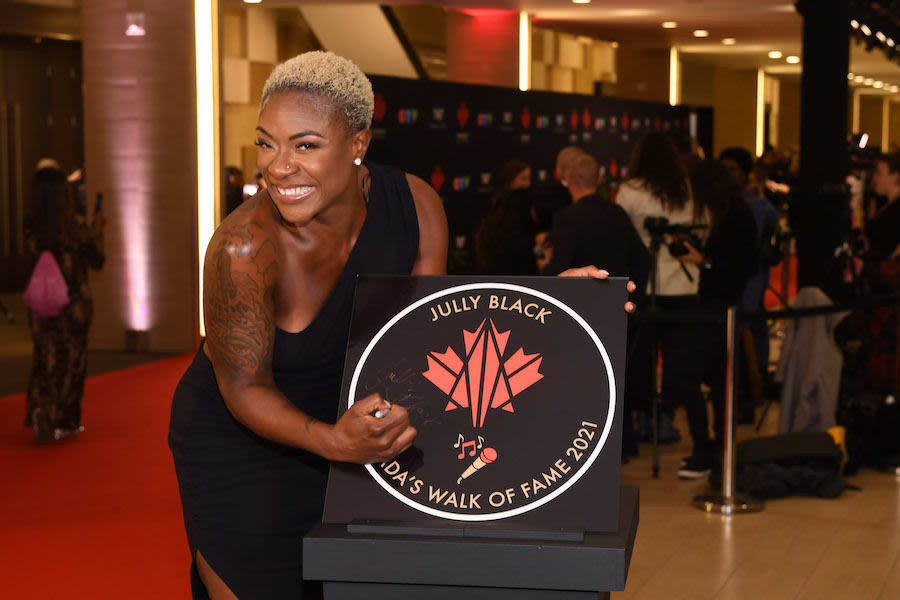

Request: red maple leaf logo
left=373, top=93, right=387, bottom=123
left=457, top=102, right=470, bottom=128
left=430, top=166, right=445, bottom=192
left=521, top=106, right=531, bottom=130
left=423, top=318, right=543, bottom=429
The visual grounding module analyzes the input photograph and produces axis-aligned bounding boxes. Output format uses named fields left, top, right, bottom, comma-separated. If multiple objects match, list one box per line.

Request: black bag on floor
left=710, top=432, right=846, bottom=500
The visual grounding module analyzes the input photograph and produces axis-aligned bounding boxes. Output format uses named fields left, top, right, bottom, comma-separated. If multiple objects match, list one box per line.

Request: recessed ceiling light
left=873, top=81, right=884, bottom=89
left=850, top=20, right=859, bottom=29
left=243, top=0, right=262, bottom=3
left=662, top=21, right=678, bottom=29
left=890, top=85, right=899, bottom=93
left=768, top=50, right=783, bottom=59
left=722, top=38, right=736, bottom=45
left=888, top=38, right=896, bottom=48
left=876, top=31, right=886, bottom=43
left=854, top=75, right=864, bottom=83
left=860, top=24, right=871, bottom=36
left=693, top=30, right=709, bottom=38
left=572, top=0, right=591, bottom=4
left=847, top=73, right=854, bottom=80
left=863, top=78, right=873, bottom=85
left=786, top=55, right=800, bottom=64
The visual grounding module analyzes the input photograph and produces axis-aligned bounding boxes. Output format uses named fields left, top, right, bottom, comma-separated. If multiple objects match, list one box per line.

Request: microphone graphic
left=457, top=447, right=498, bottom=484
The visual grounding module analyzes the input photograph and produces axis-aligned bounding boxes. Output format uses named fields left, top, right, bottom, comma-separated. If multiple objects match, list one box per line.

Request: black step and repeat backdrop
left=365, top=75, right=713, bottom=272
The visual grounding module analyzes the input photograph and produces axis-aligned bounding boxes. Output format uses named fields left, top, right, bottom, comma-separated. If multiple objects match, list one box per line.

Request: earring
left=353, top=158, right=362, bottom=166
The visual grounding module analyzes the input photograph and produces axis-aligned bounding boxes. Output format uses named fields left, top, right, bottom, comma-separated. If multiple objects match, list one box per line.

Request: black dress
left=168, top=163, right=419, bottom=599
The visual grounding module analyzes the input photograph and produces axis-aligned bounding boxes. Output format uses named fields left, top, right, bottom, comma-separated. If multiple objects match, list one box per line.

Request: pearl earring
left=353, top=158, right=362, bottom=166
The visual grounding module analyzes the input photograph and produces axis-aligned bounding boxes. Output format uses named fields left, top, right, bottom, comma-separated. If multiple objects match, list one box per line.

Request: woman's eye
left=253, top=139, right=270, bottom=149
left=296, top=142, right=317, bottom=151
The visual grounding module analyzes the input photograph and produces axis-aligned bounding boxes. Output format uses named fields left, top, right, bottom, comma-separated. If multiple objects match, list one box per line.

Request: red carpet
left=1, top=355, right=194, bottom=599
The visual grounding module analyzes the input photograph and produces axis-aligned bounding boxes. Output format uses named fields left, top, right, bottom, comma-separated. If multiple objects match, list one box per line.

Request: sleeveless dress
left=168, top=163, right=420, bottom=599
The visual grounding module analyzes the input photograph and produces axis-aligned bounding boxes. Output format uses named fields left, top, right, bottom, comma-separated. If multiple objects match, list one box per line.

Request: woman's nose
left=271, top=152, right=298, bottom=176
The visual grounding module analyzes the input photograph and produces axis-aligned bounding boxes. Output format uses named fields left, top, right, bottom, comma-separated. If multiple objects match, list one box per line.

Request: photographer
left=674, top=160, right=759, bottom=479
left=617, top=132, right=700, bottom=445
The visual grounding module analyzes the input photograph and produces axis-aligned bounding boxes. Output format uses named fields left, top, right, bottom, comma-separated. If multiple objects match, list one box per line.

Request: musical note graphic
left=457, top=440, right=477, bottom=459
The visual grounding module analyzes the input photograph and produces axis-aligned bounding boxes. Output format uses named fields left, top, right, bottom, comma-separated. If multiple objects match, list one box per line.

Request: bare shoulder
left=405, top=173, right=448, bottom=275
left=203, top=195, right=280, bottom=381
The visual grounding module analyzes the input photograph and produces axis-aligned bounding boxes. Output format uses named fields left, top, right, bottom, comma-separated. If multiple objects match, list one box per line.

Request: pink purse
left=23, top=251, right=70, bottom=317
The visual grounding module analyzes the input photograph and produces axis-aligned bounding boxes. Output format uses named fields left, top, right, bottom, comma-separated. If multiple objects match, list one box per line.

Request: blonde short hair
left=261, top=51, right=374, bottom=132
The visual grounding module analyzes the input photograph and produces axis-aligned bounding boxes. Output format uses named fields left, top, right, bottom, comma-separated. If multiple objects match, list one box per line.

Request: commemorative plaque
left=323, top=275, right=627, bottom=534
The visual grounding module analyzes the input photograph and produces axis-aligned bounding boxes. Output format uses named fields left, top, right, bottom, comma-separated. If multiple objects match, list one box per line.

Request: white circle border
left=349, top=282, right=617, bottom=522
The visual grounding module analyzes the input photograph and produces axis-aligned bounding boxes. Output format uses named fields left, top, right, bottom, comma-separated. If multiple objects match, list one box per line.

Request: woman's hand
left=558, top=265, right=637, bottom=313
left=327, top=393, right=417, bottom=464
left=676, top=241, right=705, bottom=265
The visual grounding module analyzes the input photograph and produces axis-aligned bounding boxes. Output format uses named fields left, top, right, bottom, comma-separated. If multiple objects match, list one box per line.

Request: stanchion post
left=692, top=306, right=763, bottom=515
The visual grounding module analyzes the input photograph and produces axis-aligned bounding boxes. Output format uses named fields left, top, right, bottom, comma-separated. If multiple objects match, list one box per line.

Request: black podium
left=304, top=485, right=638, bottom=599
left=304, top=276, right=637, bottom=598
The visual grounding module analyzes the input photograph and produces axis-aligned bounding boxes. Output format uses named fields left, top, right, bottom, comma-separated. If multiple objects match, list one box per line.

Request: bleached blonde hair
left=260, top=51, right=374, bottom=132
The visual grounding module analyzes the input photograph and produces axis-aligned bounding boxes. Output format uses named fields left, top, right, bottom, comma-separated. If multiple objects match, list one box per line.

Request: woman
left=169, top=52, right=630, bottom=600
left=25, top=164, right=106, bottom=443
left=474, top=160, right=535, bottom=275
left=616, top=132, right=699, bottom=447
left=674, top=160, right=759, bottom=478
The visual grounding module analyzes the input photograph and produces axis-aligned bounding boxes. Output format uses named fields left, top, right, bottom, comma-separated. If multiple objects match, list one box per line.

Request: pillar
left=794, top=0, right=851, bottom=300
left=82, top=0, right=202, bottom=352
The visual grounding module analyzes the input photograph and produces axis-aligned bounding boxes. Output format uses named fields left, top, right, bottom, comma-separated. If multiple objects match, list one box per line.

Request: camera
left=643, top=216, right=704, bottom=257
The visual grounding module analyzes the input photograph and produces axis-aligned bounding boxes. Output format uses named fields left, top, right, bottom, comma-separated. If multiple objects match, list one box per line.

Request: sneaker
left=678, top=457, right=712, bottom=480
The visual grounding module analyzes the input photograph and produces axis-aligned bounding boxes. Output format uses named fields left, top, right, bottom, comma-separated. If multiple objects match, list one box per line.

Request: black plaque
left=323, top=275, right=627, bottom=533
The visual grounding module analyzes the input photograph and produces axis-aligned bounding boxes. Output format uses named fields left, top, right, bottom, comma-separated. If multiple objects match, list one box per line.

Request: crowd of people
left=464, top=135, right=899, bottom=480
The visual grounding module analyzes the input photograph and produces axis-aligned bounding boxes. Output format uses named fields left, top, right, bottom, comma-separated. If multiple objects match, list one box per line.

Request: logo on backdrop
left=398, top=108, right=419, bottom=125
left=349, top=284, right=616, bottom=521
left=521, top=106, right=532, bottom=130
left=430, top=166, right=446, bottom=193
left=373, top=93, right=387, bottom=123
left=457, top=102, right=470, bottom=128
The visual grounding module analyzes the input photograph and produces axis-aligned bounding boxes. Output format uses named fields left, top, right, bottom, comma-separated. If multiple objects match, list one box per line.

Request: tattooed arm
left=203, top=220, right=416, bottom=463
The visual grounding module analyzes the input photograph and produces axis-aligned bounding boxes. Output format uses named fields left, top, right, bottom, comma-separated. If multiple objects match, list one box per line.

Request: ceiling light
left=863, top=78, right=873, bottom=85
left=860, top=24, right=871, bottom=36
left=854, top=75, right=864, bottom=83
left=786, top=55, right=800, bottom=64
left=693, top=30, right=709, bottom=38
left=572, top=0, right=591, bottom=4
left=768, top=50, right=783, bottom=59
left=243, top=0, right=262, bottom=3
left=873, top=81, right=884, bottom=89
left=722, top=38, right=736, bottom=45
left=890, top=85, right=899, bottom=93
left=876, top=31, right=886, bottom=43
left=662, top=21, right=678, bottom=29
left=888, top=38, right=896, bottom=48
left=850, top=20, right=859, bottom=29
left=848, top=73, right=854, bottom=80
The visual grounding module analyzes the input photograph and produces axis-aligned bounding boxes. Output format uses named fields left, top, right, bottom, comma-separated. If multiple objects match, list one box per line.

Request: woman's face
left=510, top=168, right=531, bottom=191
left=255, top=90, right=369, bottom=226
left=871, top=160, right=899, bottom=198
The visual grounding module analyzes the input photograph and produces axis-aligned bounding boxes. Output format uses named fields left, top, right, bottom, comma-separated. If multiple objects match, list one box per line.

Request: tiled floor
left=620, top=408, right=900, bottom=599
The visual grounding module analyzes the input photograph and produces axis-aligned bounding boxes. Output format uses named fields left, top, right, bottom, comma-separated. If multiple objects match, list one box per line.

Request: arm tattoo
left=205, top=222, right=279, bottom=382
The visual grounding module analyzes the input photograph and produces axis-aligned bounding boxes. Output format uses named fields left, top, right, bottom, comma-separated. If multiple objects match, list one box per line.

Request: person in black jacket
left=543, top=153, right=650, bottom=286
left=674, top=159, right=759, bottom=478
left=543, top=153, right=650, bottom=460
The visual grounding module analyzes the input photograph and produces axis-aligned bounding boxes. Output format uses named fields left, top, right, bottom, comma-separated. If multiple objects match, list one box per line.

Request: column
left=82, top=0, right=202, bottom=352
left=794, top=0, right=851, bottom=299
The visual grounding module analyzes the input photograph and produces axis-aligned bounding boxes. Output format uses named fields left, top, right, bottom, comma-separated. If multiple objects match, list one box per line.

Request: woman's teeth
left=275, top=185, right=314, bottom=199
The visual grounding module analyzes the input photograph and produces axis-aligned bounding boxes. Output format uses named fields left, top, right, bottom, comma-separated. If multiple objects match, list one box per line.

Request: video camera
left=643, top=216, right=705, bottom=257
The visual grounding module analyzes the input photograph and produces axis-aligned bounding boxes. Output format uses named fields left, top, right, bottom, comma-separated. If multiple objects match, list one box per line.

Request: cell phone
left=95, top=192, right=103, bottom=213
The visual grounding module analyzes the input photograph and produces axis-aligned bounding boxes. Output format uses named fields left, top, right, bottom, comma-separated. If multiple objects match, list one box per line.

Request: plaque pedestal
left=303, top=486, right=639, bottom=600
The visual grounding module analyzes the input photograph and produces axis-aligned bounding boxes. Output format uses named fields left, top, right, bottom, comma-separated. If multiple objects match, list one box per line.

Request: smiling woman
left=168, top=51, right=448, bottom=600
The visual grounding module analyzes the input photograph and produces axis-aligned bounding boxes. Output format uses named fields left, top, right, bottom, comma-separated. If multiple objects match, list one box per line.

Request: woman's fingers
left=625, top=302, right=636, bottom=314
left=627, top=280, right=636, bottom=293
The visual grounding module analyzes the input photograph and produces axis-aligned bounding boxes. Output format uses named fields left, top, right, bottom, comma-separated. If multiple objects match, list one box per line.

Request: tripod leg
left=651, top=327, right=660, bottom=478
